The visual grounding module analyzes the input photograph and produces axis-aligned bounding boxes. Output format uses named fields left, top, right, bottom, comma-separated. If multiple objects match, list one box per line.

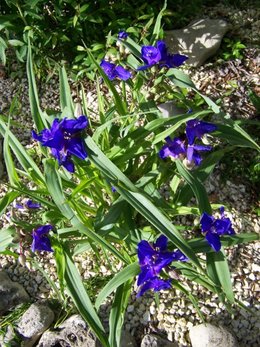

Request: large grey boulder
left=36, top=314, right=98, bottom=347
left=16, top=303, right=55, bottom=347
left=189, top=323, right=238, bottom=347
left=0, top=271, right=30, bottom=316
left=141, top=334, right=178, bottom=347
left=165, top=19, right=230, bottom=67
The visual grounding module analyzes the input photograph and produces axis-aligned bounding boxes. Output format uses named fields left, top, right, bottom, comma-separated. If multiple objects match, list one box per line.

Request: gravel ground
left=0, top=3, right=259, bottom=347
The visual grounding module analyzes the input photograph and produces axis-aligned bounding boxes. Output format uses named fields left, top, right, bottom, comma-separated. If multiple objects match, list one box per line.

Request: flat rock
left=189, top=323, right=238, bottom=347
left=17, top=303, right=55, bottom=347
left=157, top=102, right=186, bottom=118
left=165, top=19, right=230, bottom=67
left=141, top=334, right=178, bottom=347
left=0, top=271, right=30, bottom=316
left=36, top=314, right=97, bottom=347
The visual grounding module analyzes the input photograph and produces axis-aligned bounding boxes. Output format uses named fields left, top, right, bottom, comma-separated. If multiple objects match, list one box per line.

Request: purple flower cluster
left=159, top=119, right=217, bottom=167
left=31, top=224, right=53, bottom=252
left=200, top=207, right=235, bottom=252
left=137, top=235, right=187, bottom=296
left=100, top=60, right=131, bottom=81
left=138, top=41, right=188, bottom=70
left=32, top=116, right=88, bottom=173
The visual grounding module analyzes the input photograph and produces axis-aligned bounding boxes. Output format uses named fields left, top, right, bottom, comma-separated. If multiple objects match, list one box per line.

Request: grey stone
left=189, top=323, right=238, bottom=347
left=120, top=330, right=137, bottom=347
left=0, top=271, right=30, bottom=316
left=157, top=102, right=186, bottom=118
left=36, top=314, right=98, bottom=347
left=17, top=303, right=55, bottom=347
left=141, top=334, right=178, bottom=347
left=165, top=19, right=230, bottom=67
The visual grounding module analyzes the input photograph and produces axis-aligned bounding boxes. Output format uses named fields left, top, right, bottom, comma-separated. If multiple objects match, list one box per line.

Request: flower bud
left=18, top=254, right=26, bottom=266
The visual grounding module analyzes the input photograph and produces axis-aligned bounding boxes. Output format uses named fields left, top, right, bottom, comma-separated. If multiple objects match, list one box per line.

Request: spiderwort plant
left=137, top=235, right=188, bottom=296
left=200, top=207, right=235, bottom=252
left=32, top=115, right=88, bottom=173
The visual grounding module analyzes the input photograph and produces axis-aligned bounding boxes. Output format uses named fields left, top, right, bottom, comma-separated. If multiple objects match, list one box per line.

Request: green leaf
left=176, top=160, right=211, bottom=214
left=151, top=0, right=167, bottom=44
left=0, top=36, right=7, bottom=65
left=0, top=227, right=16, bottom=252
left=3, top=99, right=21, bottom=187
left=26, top=40, right=48, bottom=131
left=59, top=66, right=74, bottom=117
left=0, top=191, right=20, bottom=217
left=206, top=249, right=234, bottom=303
left=109, top=281, right=132, bottom=347
left=63, top=244, right=109, bottom=347
left=95, top=262, right=139, bottom=310
left=215, top=122, right=260, bottom=151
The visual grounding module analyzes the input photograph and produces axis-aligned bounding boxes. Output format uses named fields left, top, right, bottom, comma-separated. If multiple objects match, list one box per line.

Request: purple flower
left=186, top=143, right=213, bottom=166
left=159, top=136, right=186, bottom=160
left=137, top=235, right=188, bottom=297
left=32, top=116, right=88, bottom=173
left=138, top=40, right=188, bottom=70
left=137, top=277, right=172, bottom=297
left=186, top=119, right=217, bottom=145
left=13, top=203, right=24, bottom=209
left=100, top=60, right=131, bottom=81
left=200, top=207, right=235, bottom=252
left=26, top=200, right=41, bottom=209
left=118, top=31, right=128, bottom=39
left=31, top=224, right=53, bottom=252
